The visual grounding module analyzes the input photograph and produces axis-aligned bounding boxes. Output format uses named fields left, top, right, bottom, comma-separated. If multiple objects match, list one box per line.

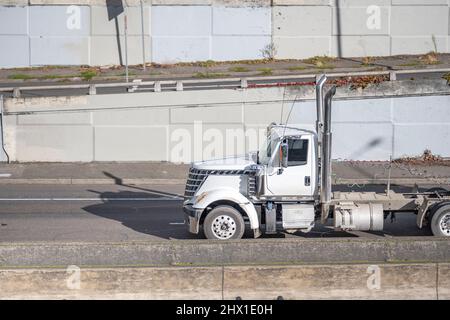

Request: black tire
left=203, top=206, right=245, bottom=240
left=430, top=203, right=450, bottom=237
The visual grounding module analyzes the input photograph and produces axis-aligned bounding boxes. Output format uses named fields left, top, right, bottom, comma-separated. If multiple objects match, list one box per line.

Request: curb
left=0, top=177, right=448, bottom=185
left=334, top=178, right=450, bottom=185
left=0, top=178, right=187, bottom=185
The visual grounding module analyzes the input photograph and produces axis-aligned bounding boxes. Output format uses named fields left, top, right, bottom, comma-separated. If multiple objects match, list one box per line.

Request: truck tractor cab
left=183, top=123, right=319, bottom=240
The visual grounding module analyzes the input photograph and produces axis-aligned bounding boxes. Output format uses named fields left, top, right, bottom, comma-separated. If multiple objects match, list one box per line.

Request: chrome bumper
left=183, top=204, right=203, bottom=234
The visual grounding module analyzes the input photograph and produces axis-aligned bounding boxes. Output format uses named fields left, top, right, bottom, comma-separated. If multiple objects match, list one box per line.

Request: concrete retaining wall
left=2, top=79, right=450, bottom=162
left=0, top=263, right=448, bottom=299
left=1, top=237, right=449, bottom=267
left=1, top=0, right=449, bottom=67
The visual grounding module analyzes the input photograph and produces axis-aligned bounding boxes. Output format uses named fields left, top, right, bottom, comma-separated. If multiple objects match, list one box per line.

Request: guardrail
left=0, top=68, right=449, bottom=98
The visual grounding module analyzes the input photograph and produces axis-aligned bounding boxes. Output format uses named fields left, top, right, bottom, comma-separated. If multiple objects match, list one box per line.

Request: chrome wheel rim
left=439, top=213, right=450, bottom=236
left=211, top=215, right=237, bottom=239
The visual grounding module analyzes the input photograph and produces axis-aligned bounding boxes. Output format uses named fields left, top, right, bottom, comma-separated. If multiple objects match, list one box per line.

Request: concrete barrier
left=1, top=238, right=449, bottom=268
left=438, top=263, right=450, bottom=300
left=0, top=263, right=448, bottom=300
left=0, top=267, right=223, bottom=300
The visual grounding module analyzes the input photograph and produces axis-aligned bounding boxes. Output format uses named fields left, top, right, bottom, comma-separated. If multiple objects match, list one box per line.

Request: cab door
left=265, top=137, right=313, bottom=197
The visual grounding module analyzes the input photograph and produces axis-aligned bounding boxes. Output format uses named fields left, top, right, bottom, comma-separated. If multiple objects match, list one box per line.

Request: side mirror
left=280, top=142, right=288, bottom=168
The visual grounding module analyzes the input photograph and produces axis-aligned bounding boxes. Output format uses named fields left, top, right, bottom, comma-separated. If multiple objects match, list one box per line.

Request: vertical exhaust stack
left=320, top=86, right=337, bottom=222
left=315, top=74, right=327, bottom=145
left=314, top=75, right=327, bottom=217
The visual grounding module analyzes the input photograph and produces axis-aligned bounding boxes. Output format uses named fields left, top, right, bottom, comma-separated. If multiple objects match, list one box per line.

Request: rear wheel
left=203, top=206, right=245, bottom=240
left=430, top=203, right=450, bottom=237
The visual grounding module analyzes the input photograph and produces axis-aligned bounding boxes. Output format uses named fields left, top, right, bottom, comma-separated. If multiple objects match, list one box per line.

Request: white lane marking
left=0, top=197, right=183, bottom=201
left=0, top=174, right=12, bottom=178
left=169, top=222, right=185, bottom=225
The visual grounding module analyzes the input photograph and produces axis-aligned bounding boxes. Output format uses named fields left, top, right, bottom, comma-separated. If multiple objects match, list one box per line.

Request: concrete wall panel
left=393, top=124, right=450, bottom=158
left=16, top=125, right=93, bottom=162
left=94, top=126, right=168, bottom=161
left=151, top=6, right=211, bottom=36
left=211, top=36, right=270, bottom=61
left=169, top=123, right=246, bottom=162
left=333, top=98, right=392, bottom=122
left=17, top=112, right=91, bottom=125
left=90, top=5, right=150, bottom=36
left=243, top=103, right=283, bottom=125
left=391, top=6, right=448, bottom=36
left=393, top=95, right=450, bottom=123
left=331, top=36, right=391, bottom=57
left=438, top=263, right=450, bottom=300
left=274, top=36, right=331, bottom=59
left=90, top=35, right=151, bottom=66
left=288, top=100, right=317, bottom=124
left=30, top=36, right=90, bottom=65
left=0, top=36, right=29, bottom=67
left=170, top=104, right=243, bottom=124
left=93, top=108, right=169, bottom=126
left=151, top=36, right=210, bottom=63
left=0, top=6, right=28, bottom=35
left=29, top=6, right=90, bottom=36
left=333, top=122, right=393, bottom=161
left=332, top=6, right=390, bottom=36
left=273, top=6, right=332, bottom=37
left=391, top=36, right=448, bottom=55
left=212, top=7, right=271, bottom=36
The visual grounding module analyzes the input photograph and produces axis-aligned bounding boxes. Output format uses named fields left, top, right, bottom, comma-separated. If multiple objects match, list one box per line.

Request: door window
left=287, top=139, right=308, bottom=166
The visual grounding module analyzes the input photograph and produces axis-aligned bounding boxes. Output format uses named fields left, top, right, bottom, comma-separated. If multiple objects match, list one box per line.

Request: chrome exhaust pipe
left=315, top=74, right=327, bottom=143
left=320, top=86, right=336, bottom=222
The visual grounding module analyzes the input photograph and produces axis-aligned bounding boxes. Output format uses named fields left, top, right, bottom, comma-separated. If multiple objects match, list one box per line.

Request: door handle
left=305, top=176, right=311, bottom=186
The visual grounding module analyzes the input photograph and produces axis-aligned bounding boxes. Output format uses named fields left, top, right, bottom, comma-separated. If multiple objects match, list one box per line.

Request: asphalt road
left=0, top=183, right=440, bottom=243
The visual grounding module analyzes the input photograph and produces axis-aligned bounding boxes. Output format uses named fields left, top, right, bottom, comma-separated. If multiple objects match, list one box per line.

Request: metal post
left=387, top=155, right=392, bottom=196
left=140, top=0, right=146, bottom=71
left=0, top=95, right=10, bottom=163
left=124, top=6, right=129, bottom=83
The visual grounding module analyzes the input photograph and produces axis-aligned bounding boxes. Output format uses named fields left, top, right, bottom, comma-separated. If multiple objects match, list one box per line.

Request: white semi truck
left=183, top=75, right=450, bottom=240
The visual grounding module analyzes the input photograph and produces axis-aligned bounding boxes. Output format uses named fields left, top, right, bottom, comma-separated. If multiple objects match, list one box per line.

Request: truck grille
left=184, top=168, right=209, bottom=198
left=184, top=168, right=258, bottom=198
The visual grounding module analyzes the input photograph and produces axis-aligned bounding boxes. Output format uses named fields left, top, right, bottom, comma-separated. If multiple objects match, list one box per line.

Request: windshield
left=258, top=133, right=279, bottom=165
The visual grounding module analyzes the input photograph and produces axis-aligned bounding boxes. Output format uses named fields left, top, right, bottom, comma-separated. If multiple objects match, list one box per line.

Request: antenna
left=282, top=94, right=298, bottom=138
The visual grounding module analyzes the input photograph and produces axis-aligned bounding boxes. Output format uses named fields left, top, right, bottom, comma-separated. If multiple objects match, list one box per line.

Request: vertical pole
left=387, top=155, right=392, bottom=196
left=0, top=95, right=10, bottom=164
left=140, top=0, right=146, bottom=71
left=124, top=6, right=129, bottom=83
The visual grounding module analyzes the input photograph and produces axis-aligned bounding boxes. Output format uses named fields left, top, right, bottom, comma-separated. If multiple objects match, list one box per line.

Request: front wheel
left=430, top=203, right=450, bottom=237
left=203, top=206, right=245, bottom=240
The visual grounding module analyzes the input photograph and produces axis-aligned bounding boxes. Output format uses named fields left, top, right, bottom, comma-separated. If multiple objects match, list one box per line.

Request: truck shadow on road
left=81, top=171, right=197, bottom=240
